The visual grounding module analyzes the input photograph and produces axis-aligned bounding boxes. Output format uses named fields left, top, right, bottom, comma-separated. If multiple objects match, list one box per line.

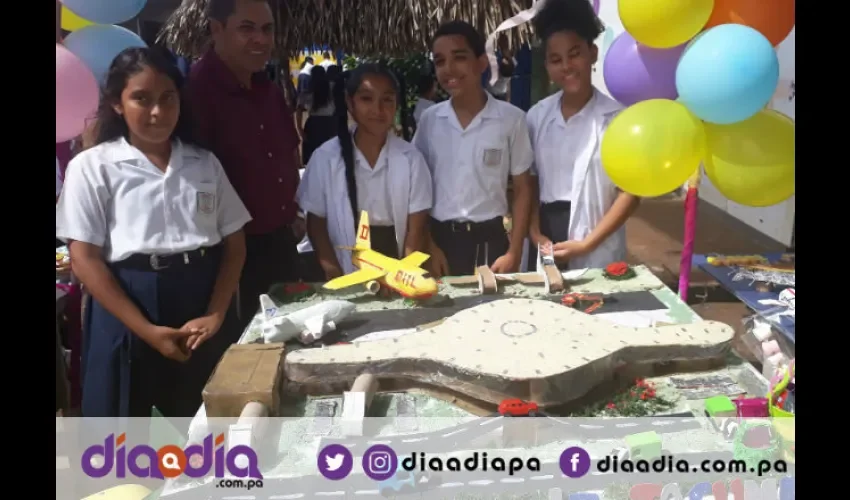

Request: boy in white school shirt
left=413, top=20, right=534, bottom=278
left=526, top=0, right=640, bottom=270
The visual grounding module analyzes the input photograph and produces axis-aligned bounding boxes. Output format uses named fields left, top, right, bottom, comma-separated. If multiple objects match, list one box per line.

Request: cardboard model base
left=285, top=299, right=735, bottom=407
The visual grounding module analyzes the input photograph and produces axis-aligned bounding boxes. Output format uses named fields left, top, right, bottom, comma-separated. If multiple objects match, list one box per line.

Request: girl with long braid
left=296, top=64, right=433, bottom=281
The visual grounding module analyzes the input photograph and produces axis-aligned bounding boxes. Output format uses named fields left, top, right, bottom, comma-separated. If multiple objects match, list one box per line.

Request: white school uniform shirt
left=412, top=92, right=532, bottom=222
left=413, top=98, right=435, bottom=123
left=527, top=88, right=625, bottom=270
left=56, top=137, right=252, bottom=263
left=296, top=133, right=433, bottom=275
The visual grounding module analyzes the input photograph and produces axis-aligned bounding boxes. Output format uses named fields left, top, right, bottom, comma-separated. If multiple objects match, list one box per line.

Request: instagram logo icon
left=362, top=445, right=398, bottom=481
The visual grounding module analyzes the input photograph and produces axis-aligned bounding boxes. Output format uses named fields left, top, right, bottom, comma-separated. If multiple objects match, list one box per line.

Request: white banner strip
left=485, top=0, right=543, bottom=86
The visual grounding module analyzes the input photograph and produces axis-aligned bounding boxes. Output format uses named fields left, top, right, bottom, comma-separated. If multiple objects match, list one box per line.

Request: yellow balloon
left=61, top=6, right=95, bottom=32
left=618, top=0, right=715, bottom=48
left=703, top=109, right=795, bottom=207
left=601, top=99, right=705, bottom=197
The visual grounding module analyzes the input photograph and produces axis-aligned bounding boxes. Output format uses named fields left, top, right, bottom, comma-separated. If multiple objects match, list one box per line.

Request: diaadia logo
left=81, top=433, right=263, bottom=480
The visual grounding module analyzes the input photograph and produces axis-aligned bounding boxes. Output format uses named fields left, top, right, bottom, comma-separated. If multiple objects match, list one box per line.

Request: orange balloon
left=705, top=0, right=795, bottom=46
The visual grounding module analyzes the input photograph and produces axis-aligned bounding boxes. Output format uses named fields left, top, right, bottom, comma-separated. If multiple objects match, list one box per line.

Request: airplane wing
left=324, top=268, right=387, bottom=290
left=400, top=251, right=430, bottom=268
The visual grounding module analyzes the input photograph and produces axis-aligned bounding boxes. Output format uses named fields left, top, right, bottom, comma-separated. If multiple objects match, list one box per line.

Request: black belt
left=540, top=200, right=572, bottom=212
left=432, top=217, right=504, bottom=234
left=113, top=246, right=220, bottom=272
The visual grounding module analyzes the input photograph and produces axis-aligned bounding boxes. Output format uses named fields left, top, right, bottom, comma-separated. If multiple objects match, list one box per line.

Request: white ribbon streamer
left=485, top=0, right=543, bottom=86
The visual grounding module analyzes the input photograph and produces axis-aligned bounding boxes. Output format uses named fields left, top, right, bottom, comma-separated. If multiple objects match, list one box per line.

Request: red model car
left=498, top=398, right=539, bottom=417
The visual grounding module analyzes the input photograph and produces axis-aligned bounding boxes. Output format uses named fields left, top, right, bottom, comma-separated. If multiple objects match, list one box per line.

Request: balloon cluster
left=600, top=0, right=795, bottom=207
left=56, top=0, right=149, bottom=143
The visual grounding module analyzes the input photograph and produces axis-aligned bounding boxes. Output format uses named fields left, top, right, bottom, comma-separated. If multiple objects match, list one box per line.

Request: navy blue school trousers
left=80, top=246, right=238, bottom=417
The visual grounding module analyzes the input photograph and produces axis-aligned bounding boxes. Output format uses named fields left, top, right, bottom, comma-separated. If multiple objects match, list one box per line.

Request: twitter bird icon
left=325, top=453, right=344, bottom=471
left=318, top=444, right=353, bottom=480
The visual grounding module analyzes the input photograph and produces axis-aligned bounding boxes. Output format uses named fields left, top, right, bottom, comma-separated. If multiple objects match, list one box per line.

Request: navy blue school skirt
left=81, top=246, right=238, bottom=417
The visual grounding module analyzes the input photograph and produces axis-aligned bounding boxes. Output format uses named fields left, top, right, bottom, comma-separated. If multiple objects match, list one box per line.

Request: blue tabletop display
left=693, top=253, right=795, bottom=343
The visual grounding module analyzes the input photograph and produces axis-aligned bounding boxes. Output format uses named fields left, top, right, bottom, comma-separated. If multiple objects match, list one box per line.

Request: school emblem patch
left=483, top=148, right=503, bottom=167
left=196, top=192, right=215, bottom=215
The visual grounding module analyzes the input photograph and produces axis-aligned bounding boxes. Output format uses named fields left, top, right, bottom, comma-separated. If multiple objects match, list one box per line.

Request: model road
left=317, top=413, right=701, bottom=455
left=162, top=450, right=782, bottom=500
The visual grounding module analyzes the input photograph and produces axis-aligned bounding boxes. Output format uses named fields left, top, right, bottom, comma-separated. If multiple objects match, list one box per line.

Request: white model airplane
left=259, top=294, right=356, bottom=344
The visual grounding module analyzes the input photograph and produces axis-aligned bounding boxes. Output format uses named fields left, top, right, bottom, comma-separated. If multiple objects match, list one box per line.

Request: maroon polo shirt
left=187, top=49, right=300, bottom=235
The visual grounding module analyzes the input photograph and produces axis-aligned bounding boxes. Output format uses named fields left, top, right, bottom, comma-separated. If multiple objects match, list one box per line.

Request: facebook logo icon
left=559, top=447, right=591, bottom=478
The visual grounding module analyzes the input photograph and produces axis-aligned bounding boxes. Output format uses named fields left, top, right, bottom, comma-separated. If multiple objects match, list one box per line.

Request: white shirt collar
left=349, top=126, right=391, bottom=172
left=437, top=90, right=501, bottom=120
left=104, top=137, right=199, bottom=168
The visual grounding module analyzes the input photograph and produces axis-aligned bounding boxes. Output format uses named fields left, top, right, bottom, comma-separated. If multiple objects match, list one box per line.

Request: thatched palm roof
left=159, top=0, right=535, bottom=59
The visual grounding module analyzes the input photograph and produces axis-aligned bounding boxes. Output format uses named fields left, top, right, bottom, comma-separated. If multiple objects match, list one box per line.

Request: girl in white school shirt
left=56, top=47, right=252, bottom=417
left=526, top=0, right=640, bottom=269
left=297, top=64, right=433, bottom=280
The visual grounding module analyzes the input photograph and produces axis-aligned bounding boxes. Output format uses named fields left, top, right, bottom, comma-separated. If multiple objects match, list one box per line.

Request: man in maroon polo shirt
left=187, top=0, right=302, bottom=333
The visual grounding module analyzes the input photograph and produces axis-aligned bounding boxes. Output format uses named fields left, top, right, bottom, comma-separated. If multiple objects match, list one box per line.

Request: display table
left=161, top=266, right=770, bottom=498
left=693, top=253, right=794, bottom=343
left=693, top=253, right=795, bottom=368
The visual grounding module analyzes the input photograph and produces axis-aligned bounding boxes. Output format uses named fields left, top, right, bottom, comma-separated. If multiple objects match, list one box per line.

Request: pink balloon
left=56, top=43, right=99, bottom=143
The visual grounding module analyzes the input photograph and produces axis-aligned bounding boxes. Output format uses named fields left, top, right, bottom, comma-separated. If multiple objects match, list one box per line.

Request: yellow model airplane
left=323, top=211, right=438, bottom=300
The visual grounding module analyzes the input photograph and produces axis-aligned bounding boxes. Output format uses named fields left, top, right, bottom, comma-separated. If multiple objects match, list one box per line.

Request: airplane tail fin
left=355, top=211, right=371, bottom=250
left=259, top=294, right=278, bottom=320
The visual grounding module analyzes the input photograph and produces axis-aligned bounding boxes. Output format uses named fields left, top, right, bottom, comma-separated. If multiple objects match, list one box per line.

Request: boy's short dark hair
left=432, top=20, right=486, bottom=57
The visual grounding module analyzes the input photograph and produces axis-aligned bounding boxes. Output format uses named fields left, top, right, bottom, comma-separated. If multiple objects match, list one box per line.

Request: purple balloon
left=603, top=32, right=686, bottom=106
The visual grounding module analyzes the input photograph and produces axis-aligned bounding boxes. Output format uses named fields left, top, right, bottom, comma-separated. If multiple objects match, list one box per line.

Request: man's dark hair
left=305, top=56, right=314, bottom=63
left=207, top=0, right=268, bottom=23
left=323, top=51, right=330, bottom=58
left=432, top=21, right=486, bottom=57
left=532, top=0, right=604, bottom=44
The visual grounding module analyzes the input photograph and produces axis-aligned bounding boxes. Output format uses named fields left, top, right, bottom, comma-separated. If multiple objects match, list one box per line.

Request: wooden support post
left=476, top=266, right=498, bottom=294
left=342, top=374, right=379, bottom=436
